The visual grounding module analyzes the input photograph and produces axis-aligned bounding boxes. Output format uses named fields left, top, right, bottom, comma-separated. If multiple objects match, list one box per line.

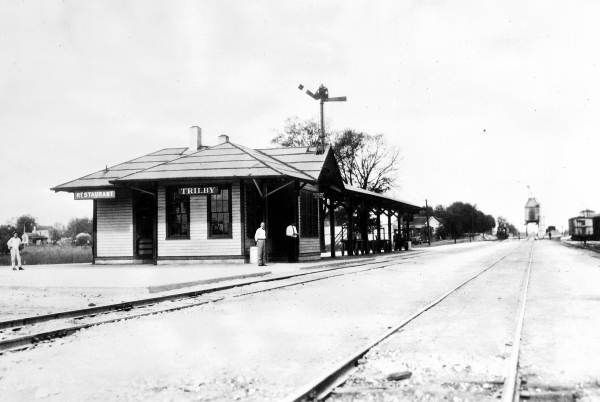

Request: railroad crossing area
left=1, top=241, right=599, bottom=401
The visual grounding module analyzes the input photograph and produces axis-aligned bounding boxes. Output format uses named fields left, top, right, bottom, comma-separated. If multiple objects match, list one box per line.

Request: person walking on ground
left=7, top=232, right=24, bottom=271
left=254, top=222, right=267, bottom=266
left=285, top=222, right=298, bottom=262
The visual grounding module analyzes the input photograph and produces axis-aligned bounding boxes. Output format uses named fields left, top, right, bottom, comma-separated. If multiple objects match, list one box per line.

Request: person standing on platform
left=7, top=232, right=24, bottom=271
left=254, top=222, right=267, bottom=266
left=285, top=222, right=298, bottom=262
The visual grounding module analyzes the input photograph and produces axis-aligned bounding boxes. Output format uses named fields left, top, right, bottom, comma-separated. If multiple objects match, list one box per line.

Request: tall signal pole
left=298, top=84, right=347, bottom=154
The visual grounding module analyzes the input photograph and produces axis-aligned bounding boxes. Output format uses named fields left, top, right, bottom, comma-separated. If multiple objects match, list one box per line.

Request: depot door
left=133, top=191, right=156, bottom=262
left=267, top=185, right=297, bottom=261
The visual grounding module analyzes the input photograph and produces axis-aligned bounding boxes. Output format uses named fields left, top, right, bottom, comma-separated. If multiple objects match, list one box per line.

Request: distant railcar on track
left=568, top=210, right=600, bottom=241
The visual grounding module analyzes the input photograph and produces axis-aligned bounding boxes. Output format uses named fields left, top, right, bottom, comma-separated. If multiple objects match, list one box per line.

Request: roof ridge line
left=253, top=147, right=317, bottom=179
left=148, top=147, right=188, bottom=156
left=113, top=143, right=224, bottom=183
left=226, top=142, right=286, bottom=176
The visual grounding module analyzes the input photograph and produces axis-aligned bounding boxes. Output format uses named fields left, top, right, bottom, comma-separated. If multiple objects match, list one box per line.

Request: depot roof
left=113, top=141, right=319, bottom=183
left=52, top=138, right=422, bottom=212
left=51, top=148, right=188, bottom=191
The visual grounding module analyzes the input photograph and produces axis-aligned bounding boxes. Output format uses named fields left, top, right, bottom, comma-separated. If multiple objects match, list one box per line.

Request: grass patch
left=0, top=245, right=92, bottom=266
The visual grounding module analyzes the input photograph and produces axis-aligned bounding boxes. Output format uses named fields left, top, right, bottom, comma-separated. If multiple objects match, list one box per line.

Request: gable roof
left=257, top=145, right=327, bottom=180
left=52, top=148, right=188, bottom=191
left=113, top=141, right=316, bottom=183
left=258, top=145, right=344, bottom=188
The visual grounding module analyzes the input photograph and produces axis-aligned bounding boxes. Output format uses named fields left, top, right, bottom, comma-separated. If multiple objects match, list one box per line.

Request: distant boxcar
left=569, top=217, right=595, bottom=240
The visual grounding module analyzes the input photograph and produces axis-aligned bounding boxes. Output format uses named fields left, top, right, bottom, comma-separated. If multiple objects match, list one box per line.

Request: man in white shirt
left=285, top=222, right=298, bottom=262
left=7, top=232, right=24, bottom=271
left=254, top=222, right=267, bottom=266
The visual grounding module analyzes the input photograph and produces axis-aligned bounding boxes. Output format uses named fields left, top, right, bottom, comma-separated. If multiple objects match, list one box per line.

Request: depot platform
left=0, top=252, right=399, bottom=321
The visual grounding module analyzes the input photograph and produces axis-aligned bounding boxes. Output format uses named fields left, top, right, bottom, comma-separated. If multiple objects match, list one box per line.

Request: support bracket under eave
left=266, top=180, right=295, bottom=198
left=252, top=179, right=264, bottom=198
left=129, top=186, right=157, bottom=197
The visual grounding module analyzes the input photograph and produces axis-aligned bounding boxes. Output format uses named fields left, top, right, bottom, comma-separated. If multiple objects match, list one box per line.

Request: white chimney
left=218, top=134, right=229, bottom=144
left=189, top=126, right=204, bottom=151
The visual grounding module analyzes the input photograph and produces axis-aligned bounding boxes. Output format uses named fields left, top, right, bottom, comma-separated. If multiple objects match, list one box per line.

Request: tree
left=75, top=232, right=92, bottom=246
left=49, top=227, right=62, bottom=243
left=0, top=225, right=17, bottom=254
left=271, top=117, right=321, bottom=147
left=435, top=202, right=496, bottom=242
left=65, top=218, right=92, bottom=239
left=272, top=118, right=401, bottom=194
left=332, top=130, right=400, bottom=193
left=16, top=215, right=37, bottom=233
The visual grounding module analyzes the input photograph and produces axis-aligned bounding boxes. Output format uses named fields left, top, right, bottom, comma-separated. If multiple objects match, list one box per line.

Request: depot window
left=300, top=191, right=319, bottom=238
left=166, top=187, right=190, bottom=239
left=208, top=186, right=232, bottom=238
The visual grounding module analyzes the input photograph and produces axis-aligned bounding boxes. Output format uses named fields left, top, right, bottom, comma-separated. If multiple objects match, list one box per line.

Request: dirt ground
left=1, top=241, right=597, bottom=401
left=330, top=240, right=600, bottom=401
left=0, top=241, right=511, bottom=401
left=519, top=242, right=600, bottom=400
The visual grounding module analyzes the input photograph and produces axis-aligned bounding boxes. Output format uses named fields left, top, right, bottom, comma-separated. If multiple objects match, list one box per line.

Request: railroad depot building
left=52, top=130, right=420, bottom=264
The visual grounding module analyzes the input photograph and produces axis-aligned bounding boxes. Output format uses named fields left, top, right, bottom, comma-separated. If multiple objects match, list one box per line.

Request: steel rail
left=0, top=252, right=419, bottom=332
left=0, top=255, right=419, bottom=353
left=286, top=245, right=522, bottom=402
left=501, top=242, right=535, bottom=402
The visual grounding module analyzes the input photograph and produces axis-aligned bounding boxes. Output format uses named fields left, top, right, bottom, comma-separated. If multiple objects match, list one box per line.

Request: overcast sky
left=1, top=1, right=599, bottom=231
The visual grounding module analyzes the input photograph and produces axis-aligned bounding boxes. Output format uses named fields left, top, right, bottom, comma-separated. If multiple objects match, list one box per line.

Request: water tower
left=524, top=197, right=540, bottom=236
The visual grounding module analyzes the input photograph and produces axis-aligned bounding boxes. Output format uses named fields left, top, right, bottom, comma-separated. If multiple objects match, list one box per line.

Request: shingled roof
left=114, top=141, right=317, bottom=183
left=51, top=139, right=422, bottom=212
left=52, top=148, right=188, bottom=191
left=257, top=146, right=328, bottom=180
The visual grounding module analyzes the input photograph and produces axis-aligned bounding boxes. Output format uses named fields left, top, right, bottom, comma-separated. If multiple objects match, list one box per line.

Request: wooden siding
left=157, top=183, right=242, bottom=257
left=299, top=238, right=320, bottom=255
left=96, top=194, right=133, bottom=257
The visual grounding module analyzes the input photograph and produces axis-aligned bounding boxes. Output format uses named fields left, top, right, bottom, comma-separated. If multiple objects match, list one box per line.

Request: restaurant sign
left=179, top=186, right=219, bottom=196
left=74, top=190, right=116, bottom=200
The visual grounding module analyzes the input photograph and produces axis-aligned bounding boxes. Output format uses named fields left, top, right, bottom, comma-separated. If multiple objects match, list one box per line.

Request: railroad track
left=500, top=242, right=534, bottom=402
left=286, top=241, right=532, bottom=402
left=0, top=251, right=423, bottom=354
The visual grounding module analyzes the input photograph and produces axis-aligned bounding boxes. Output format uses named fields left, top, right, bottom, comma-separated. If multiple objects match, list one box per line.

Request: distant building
left=23, top=226, right=49, bottom=246
left=568, top=210, right=600, bottom=241
left=409, top=216, right=440, bottom=242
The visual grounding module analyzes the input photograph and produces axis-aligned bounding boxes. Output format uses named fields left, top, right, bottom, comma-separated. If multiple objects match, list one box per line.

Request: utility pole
left=425, top=199, right=431, bottom=246
left=298, top=84, right=347, bottom=154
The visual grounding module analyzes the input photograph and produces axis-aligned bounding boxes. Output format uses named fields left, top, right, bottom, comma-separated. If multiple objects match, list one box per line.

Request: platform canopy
left=343, top=184, right=421, bottom=213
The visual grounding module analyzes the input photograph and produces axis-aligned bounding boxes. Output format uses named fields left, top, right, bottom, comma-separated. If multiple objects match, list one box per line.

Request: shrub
left=75, top=233, right=92, bottom=246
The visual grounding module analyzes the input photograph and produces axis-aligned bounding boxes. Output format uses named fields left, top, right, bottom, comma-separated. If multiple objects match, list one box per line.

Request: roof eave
left=111, top=174, right=317, bottom=185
